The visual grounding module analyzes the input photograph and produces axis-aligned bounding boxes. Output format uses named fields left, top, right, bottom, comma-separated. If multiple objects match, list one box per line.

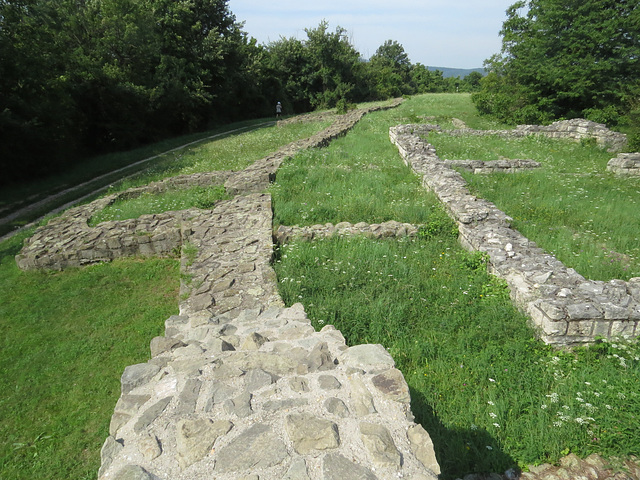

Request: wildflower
left=470, top=424, right=478, bottom=431
left=487, top=401, right=495, bottom=406
left=489, top=378, right=496, bottom=382
left=486, top=445, right=493, bottom=450
left=605, top=405, right=613, bottom=410
left=541, top=404, right=548, bottom=409
left=617, top=393, right=627, bottom=400
left=493, top=423, right=500, bottom=428
left=575, top=417, right=586, bottom=425
left=553, top=421, right=563, bottom=427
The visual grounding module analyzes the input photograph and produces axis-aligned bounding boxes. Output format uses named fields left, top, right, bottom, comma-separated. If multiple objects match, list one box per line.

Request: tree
left=473, top=0, right=640, bottom=125
left=368, top=40, right=413, bottom=98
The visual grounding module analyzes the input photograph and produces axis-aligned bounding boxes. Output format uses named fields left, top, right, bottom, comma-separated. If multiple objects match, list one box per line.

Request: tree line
left=472, top=0, right=640, bottom=147
left=0, top=1, right=481, bottom=184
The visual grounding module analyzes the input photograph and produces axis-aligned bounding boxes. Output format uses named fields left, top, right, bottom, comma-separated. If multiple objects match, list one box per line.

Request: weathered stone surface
left=215, top=423, right=288, bottom=473
left=283, top=457, right=311, bottom=480
left=359, top=422, right=402, bottom=469
left=318, top=375, right=342, bottom=390
left=289, top=376, right=310, bottom=392
left=372, top=368, right=410, bottom=403
left=285, top=413, right=340, bottom=454
left=324, top=397, right=350, bottom=417
left=339, top=344, right=395, bottom=371
left=244, top=368, right=275, bottom=393
left=349, top=375, right=377, bottom=416
left=223, top=391, right=253, bottom=418
left=137, top=433, right=162, bottom=461
left=322, top=453, right=378, bottom=480
left=241, top=332, right=269, bottom=350
left=98, top=436, right=123, bottom=478
left=175, top=418, right=232, bottom=469
left=407, top=424, right=441, bottom=475
left=111, top=465, right=155, bottom=480
left=120, top=363, right=160, bottom=394
left=391, top=123, right=639, bottom=347
left=133, top=396, right=172, bottom=433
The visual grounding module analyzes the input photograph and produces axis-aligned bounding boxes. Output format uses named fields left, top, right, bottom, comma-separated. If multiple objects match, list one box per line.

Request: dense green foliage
left=472, top=0, right=640, bottom=132
left=1, top=0, right=482, bottom=185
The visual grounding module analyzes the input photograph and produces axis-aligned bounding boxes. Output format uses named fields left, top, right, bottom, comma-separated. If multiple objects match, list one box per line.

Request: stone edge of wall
left=445, top=118, right=628, bottom=152
left=607, top=152, right=640, bottom=176
left=390, top=123, right=640, bottom=347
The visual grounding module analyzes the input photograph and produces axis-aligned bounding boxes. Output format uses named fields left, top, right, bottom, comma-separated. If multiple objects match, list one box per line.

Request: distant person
left=276, top=101, right=282, bottom=119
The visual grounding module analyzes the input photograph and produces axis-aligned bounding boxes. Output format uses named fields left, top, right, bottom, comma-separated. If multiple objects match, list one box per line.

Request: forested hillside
left=472, top=0, right=640, bottom=147
left=0, top=1, right=480, bottom=185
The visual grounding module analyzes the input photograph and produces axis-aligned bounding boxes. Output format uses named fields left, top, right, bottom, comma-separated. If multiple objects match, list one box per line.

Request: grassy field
left=1, top=94, right=638, bottom=479
left=272, top=95, right=640, bottom=476
left=428, top=132, right=640, bottom=281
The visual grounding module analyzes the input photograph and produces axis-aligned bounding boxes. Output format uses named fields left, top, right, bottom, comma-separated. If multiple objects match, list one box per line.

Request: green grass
left=428, top=132, right=640, bottom=281
left=272, top=94, right=640, bottom=477
left=274, top=236, right=640, bottom=477
left=0, top=232, right=179, bottom=480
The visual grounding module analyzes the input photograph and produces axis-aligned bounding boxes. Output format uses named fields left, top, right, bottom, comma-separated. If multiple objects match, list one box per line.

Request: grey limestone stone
left=283, top=457, right=311, bottom=480
left=223, top=391, right=253, bottom=418
left=349, top=376, right=377, bottom=416
left=137, top=433, right=162, bottom=461
left=359, top=422, right=402, bottom=469
left=289, top=376, right=310, bottom=392
left=322, top=453, right=378, bottom=480
left=324, top=397, right=350, bottom=417
left=339, top=344, right=395, bottom=371
left=174, top=378, right=202, bottom=415
left=111, top=465, right=155, bottom=480
left=98, top=436, right=123, bottom=478
left=176, top=417, right=233, bottom=469
left=245, top=368, right=276, bottom=393
left=372, top=368, right=411, bottom=403
left=133, top=396, right=173, bottom=433
left=241, top=332, right=269, bottom=350
left=215, top=423, right=288, bottom=473
left=263, top=398, right=309, bottom=412
left=318, top=375, right=342, bottom=390
left=285, top=413, right=340, bottom=454
left=407, top=424, right=441, bottom=475
left=121, top=363, right=160, bottom=394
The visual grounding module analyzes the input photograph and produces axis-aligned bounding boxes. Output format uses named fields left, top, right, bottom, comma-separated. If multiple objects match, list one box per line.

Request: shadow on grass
left=410, top=385, right=518, bottom=479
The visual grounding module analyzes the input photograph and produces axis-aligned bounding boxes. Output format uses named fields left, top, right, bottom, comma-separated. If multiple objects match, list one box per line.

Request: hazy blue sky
left=228, top=0, right=516, bottom=69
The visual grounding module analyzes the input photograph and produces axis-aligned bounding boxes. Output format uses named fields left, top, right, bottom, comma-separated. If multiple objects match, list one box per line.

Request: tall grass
left=428, top=132, right=640, bottom=281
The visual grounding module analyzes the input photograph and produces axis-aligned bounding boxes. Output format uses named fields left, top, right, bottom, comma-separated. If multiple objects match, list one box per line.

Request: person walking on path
left=276, top=101, right=282, bottom=119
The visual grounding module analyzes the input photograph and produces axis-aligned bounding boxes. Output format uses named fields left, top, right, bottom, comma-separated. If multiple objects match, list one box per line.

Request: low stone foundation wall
left=443, top=159, right=541, bottom=174
left=390, top=124, right=640, bottom=346
left=99, top=193, right=440, bottom=480
left=607, top=152, right=640, bottom=176
left=445, top=118, right=627, bottom=152
left=274, top=220, right=421, bottom=244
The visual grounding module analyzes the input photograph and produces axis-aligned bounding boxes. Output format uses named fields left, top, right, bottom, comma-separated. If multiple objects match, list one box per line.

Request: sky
left=228, top=0, right=516, bottom=69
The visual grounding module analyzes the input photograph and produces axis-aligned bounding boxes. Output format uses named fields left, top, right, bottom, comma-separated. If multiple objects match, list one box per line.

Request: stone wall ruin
left=15, top=100, right=443, bottom=480
left=390, top=124, right=640, bottom=347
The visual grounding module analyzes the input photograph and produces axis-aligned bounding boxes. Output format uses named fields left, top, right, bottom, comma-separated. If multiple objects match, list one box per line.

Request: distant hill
left=427, top=67, right=486, bottom=78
